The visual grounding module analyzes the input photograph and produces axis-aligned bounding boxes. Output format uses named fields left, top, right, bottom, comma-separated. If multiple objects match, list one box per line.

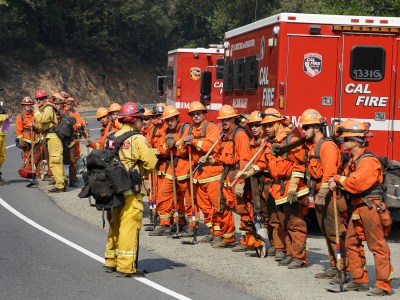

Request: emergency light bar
left=333, top=25, right=399, bottom=33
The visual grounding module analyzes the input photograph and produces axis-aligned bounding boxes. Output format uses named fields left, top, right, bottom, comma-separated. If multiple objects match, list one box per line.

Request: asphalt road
left=0, top=113, right=260, bottom=300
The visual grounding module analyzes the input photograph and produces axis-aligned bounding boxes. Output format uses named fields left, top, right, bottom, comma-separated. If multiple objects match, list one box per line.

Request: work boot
left=367, top=287, right=389, bottom=296
left=278, top=256, right=293, bottom=266
left=181, top=226, right=195, bottom=237
left=148, top=226, right=171, bottom=236
left=211, top=236, right=223, bottom=246
left=274, top=250, right=286, bottom=261
left=48, top=179, right=56, bottom=185
left=288, top=258, right=304, bottom=269
left=170, top=223, right=185, bottom=233
left=48, top=187, right=66, bottom=193
left=212, top=240, right=236, bottom=249
left=345, top=281, right=370, bottom=292
left=69, top=179, right=79, bottom=188
left=116, top=270, right=145, bottom=278
left=267, top=246, right=276, bottom=256
left=42, top=173, right=51, bottom=181
left=329, top=271, right=351, bottom=285
left=199, top=234, right=214, bottom=243
left=315, top=267, right=338, bottom=279
left=0, top=177, right=9, bottom=185
left=104, top=266, right=116, bottom=273
left=231, top=243, right=251, bottom=252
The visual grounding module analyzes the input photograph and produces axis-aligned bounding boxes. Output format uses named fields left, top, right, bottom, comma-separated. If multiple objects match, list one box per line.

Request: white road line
left=0, top=197, right=191, bottom=300
left=6, top=145, right=15, bottom=149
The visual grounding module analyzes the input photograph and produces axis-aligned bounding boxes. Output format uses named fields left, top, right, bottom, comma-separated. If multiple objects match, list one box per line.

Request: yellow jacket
left=33, top=103, right=58, bottom=139
left=0, top=114, right=8, bottom=136
left=116, top=124, right=157, bottom=177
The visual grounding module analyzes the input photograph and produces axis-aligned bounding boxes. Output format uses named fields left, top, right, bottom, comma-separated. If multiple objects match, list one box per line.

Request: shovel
left=326, top=188, right=345, bottom=293
left=182, top=145, right=198, bottom=245
left=27, top=126, right=38, bottom=187
left=169, top=151, right=183, bottom=239
left=144, top=170, right=157, bottom=231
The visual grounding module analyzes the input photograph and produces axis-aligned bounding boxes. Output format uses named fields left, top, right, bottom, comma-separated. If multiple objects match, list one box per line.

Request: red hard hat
left=35, top=89, right=48, bottom=99
left=118, top=102, right=145, bottom=123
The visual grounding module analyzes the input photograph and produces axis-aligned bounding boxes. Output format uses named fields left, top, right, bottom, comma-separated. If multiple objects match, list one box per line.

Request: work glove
left=152, top=148, right=160, bottom=155
left=18, top=139, right=29, bottom=149
left=329, top=176, right=337, bottom=191
left=198, top=155, right=215, bottom=165
left=85, top=139, right=91, bottom=147
left=238, top=164, right=258, bottom=179
left=269, top=143, right=281, bottom=156
left=143, top=180, right=150, bottom=195
left=287, top=177, right=300, bottom=204
left=182, top=135, right=194, bottom=146
left=234, top=182, right=245, bottom=198
left=315, top=187, right=330, bottom=206
left=165, top=134, right=177, bottom=148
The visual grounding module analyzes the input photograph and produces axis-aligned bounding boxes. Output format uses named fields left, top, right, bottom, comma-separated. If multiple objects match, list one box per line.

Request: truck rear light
left=366, top=19, right=374, bottom=23
left=176, top=88, right=181, bottom=97
left=279, top=97, right=284, bottom=109
left=288, top=16, right=296, bottom=20
left=380, top=20, right=388, bottom=24
left=390, top=28, right=399, bottom=33
left=279, top=82, right=285, bottom=95
left=351, top=19, right=359, bottom=23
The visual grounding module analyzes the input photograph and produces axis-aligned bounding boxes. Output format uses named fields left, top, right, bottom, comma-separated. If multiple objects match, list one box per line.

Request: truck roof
left=225, top=12, right=400, bottom=39
left=168, top=48, right=223, bottom=55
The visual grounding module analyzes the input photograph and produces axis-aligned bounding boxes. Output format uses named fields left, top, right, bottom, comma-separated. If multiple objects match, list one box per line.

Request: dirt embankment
left=0, top=55, right=164, bottom=113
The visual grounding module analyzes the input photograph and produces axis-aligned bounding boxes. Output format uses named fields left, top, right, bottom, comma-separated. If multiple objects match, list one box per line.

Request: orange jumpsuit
left=157, top=124, right=197, bottom=228
left=184, top=120, right=222, bottom=236
left=15, top=111, right=41, bottom=176
left=89, top=121, right=116, bottom=150
left=256, top=135, right=309, bottom=262
left=333, top=149, right=394, bottom=292
left=141, top=122, right=155, bottom=142
left=305, top=138, right=347, bottom=269
left=148, top=122, right=167, bottom=211
left=216, top=125, right=252, bottom=243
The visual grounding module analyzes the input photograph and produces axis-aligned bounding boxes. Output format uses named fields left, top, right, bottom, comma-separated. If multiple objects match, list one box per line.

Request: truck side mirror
left=157, top=76, right=166, bottom=96
left=200, top=71, right=212, bottom=105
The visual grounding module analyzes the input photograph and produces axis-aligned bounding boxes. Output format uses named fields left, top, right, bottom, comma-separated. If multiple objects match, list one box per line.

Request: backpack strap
left=308, top=137, right=333, bottom=162
left=188, top=121, right=213, bottom=138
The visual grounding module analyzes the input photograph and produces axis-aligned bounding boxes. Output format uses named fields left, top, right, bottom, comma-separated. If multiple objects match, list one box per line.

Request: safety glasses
left=302, top=125, right=313, bottom=131
left=249, top=123, right=261, bottom=128
left=142, top=118, right=152, bottom=121
left=189, top=111, right=204, bottom=117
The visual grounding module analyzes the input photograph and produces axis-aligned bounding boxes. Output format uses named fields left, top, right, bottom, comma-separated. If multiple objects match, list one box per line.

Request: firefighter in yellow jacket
left=0, top=104, right=11, bottom=185
left=33, top=91, right=65, bottom=192
left=104, top=102, right=157, bottom=277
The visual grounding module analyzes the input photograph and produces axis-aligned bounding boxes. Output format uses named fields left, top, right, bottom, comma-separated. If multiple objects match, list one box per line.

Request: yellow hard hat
left=217, top=105, right=238, bottom=120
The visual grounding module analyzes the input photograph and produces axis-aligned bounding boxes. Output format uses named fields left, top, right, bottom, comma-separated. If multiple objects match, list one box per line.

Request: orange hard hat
left=21, top=96, right=35, bottom=105
left=96, top=107, right=109, bottom=119
left=161, top=105, right=179, bottom=120
left=188, top=101, right=207, bottom=113
left=65, top=97, right=76, bottom=105
left=143, top=108, right=154, bottom=117
left=336, top=119, right=368, bottom=138
left=52, top=93, right=65, bottom=104
left=261, top=108, right=285, bottom=124
left=299, top=109, right=325, bottom=126
left=108, top=102, right=121, bottom=113
left=217, top=105, right=238, bottom=120
left=248, top=111, right=262, bottom=123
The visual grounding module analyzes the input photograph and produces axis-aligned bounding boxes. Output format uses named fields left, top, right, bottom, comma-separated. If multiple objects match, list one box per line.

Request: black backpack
left=54, top=108, right=76, bottom=140
left=78, top=130, right=140, bottom=226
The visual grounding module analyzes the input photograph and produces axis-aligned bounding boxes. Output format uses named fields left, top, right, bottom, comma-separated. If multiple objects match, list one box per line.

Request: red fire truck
left=216, top=13, right=400, bottom=160
left=158, top=47, right=224, bottom=123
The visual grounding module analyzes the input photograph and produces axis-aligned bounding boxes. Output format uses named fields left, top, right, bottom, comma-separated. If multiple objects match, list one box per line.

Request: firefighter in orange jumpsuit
left=87, top=107, right=111, bottom=150
left=239, top=111, right=281, bottom=255
left=298, top=109, right=348, bottom=279
left=211, top=105, right=252, bottom=249
left=150, top=105, right=196, bottom=236
left=181, top=101, right=222, bottom=243
left=16, top=97, right=41, bottom=177
left=146, top=103, right=168, bottom=232
left=104, top=102, right=157, bottom=277
left=140, top=108, right=155, bottom=141
left=329, top=119, right=394, bottom=296
left=252, top=108, right=309, bottom=267
left=108, top=102, right=123, bottom=131
left=64, top=97, right=85, bottom=187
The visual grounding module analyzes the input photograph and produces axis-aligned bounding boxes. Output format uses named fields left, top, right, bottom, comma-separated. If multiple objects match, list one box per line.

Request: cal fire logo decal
left=190, top=67, right=201, bottom=81
left=259, top=36, right=266, bottom=60
left=303, top=53, right=322, bottom=77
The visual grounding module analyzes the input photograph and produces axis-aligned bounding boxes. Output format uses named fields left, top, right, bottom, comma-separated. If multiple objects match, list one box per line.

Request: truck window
left=350, top=46, right=385, bottom=82
left=166, top=66, right=174, bottom=86
left=216, top=58, right=224, bottom=80
left=244, top=55, right=258, bottom=90
left=233, top=58, right=245, bottom=91
left=223, top=60, right=234, bottom=92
